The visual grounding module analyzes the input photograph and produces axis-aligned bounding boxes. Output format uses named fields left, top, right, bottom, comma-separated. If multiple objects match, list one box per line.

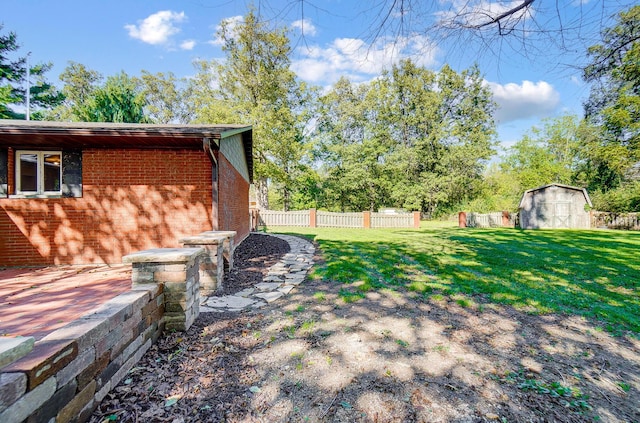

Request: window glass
left=19, top=153, right=38, bottom=192
left=43, top=153, right=61, bottom=192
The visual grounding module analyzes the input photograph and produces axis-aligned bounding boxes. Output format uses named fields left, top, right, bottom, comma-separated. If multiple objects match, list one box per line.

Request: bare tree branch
left=471, top=0, right=535, bottom=29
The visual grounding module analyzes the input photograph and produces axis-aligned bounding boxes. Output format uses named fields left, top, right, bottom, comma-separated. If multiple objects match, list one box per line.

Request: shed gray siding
left=519, top=184, right=591, bottom=229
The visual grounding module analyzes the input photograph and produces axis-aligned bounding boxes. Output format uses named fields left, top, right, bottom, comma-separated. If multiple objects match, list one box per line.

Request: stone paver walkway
left=200, top=233, right=315, bottom=312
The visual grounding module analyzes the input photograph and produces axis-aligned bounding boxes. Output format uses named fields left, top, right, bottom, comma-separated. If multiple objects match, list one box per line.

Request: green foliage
left=500, top=114, right=585, bottom=191
left=583, top=5, right=640, bottom=192
left=136, top=71, right=191, bottom=123
left=313, top=60, right=496, bottom=215
left=188, top=9, right=313, bottom=210
left=77, top=71, right=147, bottom=123
left=463, top=163, right=522, bottom=212
left=53, top=64, right=147, bottom=123
left=48, top=61, right=102, bottom=121
left=0, top=25, right=63, bottom=119
left=590, top=181, right=640, bottom=212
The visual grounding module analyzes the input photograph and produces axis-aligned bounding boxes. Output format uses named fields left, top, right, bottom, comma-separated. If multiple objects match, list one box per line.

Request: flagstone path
left=200, top=233, right=315, bottom=312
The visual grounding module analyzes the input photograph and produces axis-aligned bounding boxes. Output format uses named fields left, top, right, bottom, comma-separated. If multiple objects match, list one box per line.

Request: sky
left=2, top=0, right=635, bottom=157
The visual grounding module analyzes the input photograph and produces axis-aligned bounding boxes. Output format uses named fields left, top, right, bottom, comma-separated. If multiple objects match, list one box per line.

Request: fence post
left=413, top=211, right=421, bottom=228
left=502, top=211, right=510, bottom=227
left=363, top=211, right=371, bottom=228
left=458, top=211, right=467, bottom=228
left=309, top=208, right=317, bottom=228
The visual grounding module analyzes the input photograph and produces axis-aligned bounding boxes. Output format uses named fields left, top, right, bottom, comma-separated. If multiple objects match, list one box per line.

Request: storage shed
left=0, top=120, right=253, bottom=266
left=518, top=183, right=592, bottom=229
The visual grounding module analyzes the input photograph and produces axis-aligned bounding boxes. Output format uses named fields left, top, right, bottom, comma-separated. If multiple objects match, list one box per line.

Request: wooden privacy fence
left=458, top=210, right=640, bottom=231
left=591, top=211, right=640, bottom=230
left=256, top=209, right=421, bottom=229
left=458, top=211, right=517, bottom=228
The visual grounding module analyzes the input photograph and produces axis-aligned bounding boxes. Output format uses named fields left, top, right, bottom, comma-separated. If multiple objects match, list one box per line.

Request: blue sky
left=2, top=1, right=634, bottom=156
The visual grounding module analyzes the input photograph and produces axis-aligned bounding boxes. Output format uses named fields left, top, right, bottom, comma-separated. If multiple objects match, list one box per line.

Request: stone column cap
left=199, top=230, right=237, bottom=239
left=123, top=247, right=204, bottom=264
left=179, top=234, right=227, bottom=244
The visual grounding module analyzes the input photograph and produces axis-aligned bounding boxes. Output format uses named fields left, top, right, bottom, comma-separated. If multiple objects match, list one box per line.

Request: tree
left=47, top=61, right=102, bottom=121
left=54, top=66, right=147, bottom=123
left=137, top=71, right=191, bottom=124
left=314, top=77, right=387, bottom=212
left=0, top=25, right=63, bottom=119
left=501, top=114, right=584, bottom=191
left=382, top=61, right=495, bottom=216
left=313, top=60, right=495, bottom=215
left=583, top=5, right=640, bottom=192
left=188, top=9, right=311, bottom=210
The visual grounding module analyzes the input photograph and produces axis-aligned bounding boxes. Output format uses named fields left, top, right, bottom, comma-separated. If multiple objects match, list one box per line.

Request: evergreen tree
left=0, top=25, right=63, bottom=119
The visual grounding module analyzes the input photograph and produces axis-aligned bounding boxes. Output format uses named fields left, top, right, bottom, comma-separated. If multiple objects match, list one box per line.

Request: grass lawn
left=268, top=221, right=640, bottom=336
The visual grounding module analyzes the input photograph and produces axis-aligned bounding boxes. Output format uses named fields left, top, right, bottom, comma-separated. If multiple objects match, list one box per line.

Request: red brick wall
left=217, top=153, right=250, bottom=243
left=0, top=149, right=214, bottom=266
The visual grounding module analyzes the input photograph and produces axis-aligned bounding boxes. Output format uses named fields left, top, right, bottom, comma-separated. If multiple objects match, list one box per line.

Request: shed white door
left=553, top=201, right=572, bottom=228
left=538, top=201, right=572, bottom=228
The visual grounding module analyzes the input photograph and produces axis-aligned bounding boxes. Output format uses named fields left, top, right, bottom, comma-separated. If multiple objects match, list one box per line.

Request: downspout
left=203, top=138, right=220, bottom=230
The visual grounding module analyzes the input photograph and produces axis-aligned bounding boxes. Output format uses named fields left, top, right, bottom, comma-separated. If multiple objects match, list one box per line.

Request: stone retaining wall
left=0, top=284, right=164, bottom=423
left=0, top=247, right=204, bottom=423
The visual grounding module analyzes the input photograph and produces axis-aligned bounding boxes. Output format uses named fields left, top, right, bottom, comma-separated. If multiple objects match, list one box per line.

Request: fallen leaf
left=165, top=395, right=181, bottom=407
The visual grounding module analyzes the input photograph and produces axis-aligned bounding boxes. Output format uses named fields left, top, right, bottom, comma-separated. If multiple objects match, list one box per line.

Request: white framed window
left=16, top=150, right=62, bottom=195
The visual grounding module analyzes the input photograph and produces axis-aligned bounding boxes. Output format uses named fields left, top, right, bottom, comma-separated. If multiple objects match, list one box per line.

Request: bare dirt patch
left=90, top=234, right=640, bottom=422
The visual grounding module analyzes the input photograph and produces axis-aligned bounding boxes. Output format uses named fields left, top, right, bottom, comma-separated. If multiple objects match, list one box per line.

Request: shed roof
left=0, top=120, right=253, bottom=180
left=518, top=183, right=592, bottom=209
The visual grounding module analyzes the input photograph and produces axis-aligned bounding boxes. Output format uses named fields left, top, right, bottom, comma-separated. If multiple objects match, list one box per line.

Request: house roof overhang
left=0, top=120, right=254, bottom=182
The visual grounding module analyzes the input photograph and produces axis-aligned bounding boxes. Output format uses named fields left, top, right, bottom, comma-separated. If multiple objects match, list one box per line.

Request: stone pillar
left=458, top=211, right=467, bottom=228
left=123, top=248, right=203, bottom=332
left=179, top=234, right=226, bottom=295
left=199, top=230, right=236, bottom=270
left=363, top=211, right=371, bottom=229
left=413, top=211, right=421, bottom=228
left=309, top=208, right=317, bottom=228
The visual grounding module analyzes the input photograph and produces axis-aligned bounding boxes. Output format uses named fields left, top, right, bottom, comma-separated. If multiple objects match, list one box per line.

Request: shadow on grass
left=276, top=226, right=640, bottom=335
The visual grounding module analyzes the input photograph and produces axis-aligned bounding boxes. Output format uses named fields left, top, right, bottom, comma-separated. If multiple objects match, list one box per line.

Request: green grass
left=270, top=222, right=640, bottom=335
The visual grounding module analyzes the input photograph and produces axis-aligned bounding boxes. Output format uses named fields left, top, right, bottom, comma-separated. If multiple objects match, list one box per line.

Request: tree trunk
left=256, top=177, right=269, bottom=210
left=283, top=187, right=290, bottom=212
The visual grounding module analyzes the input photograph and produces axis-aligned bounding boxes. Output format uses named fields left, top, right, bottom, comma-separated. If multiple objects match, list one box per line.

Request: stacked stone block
left=199, top=230, right=236, bottom=270
left=124, top=248, right=203, bottom=332
left=0, top=284, right=164, bottom=423
left=179, top=234, right=226, bottom=295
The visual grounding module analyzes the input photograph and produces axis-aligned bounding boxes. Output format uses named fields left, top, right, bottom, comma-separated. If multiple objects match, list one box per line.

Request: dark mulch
left=219, top=233, right=291, bottom=296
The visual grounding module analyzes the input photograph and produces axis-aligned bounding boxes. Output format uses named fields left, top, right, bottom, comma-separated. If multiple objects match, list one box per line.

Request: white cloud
left=180, top=39, right=196, bottom=50
left=292, top=34, right=438, bottom=85
left=292, top=19, right=317, bottom=36
left=487, top=80, right=560, bottom=124
left=210, top=15, right=244, bottom=46
left=125, top=10, right=186, bottom=45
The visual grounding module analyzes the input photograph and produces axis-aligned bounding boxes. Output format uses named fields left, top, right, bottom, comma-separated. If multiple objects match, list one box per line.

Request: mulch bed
left=218, top=233, right=291, bottom=296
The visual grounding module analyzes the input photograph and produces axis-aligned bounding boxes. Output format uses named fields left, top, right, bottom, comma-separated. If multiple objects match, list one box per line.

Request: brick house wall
left=217, top=153, right=250, bottom=242
left=0, top=149, right=214, bottom=266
